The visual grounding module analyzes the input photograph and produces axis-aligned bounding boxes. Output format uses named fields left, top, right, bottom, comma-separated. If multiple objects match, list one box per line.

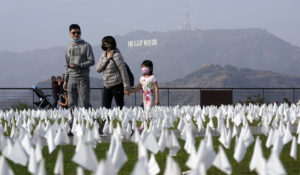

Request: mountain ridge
left=2, top=28, right=300, bottom=87
left=36, top=64, right=300, bottom=88
left=161, top=64, right=300, bottom=88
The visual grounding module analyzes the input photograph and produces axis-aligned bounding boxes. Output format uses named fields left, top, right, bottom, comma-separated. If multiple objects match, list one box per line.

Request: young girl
left=130, top=60, right=159, bottom=130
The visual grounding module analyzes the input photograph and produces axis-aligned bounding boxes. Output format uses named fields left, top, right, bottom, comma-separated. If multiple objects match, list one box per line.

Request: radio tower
left=182, top=0, right=192, bottom=31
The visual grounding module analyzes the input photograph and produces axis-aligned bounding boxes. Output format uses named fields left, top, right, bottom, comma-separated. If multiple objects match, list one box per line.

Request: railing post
left=199, top=89, right=201, bottom=106
left=262, top=89, right=265, bottom=102
left=32, top=89, right=34, bottom=108
left=293, top=88, right=295, bottom=103
left=232, top=88, right=234, bottom=104
left=135, top=92, right=137, bottom=106
left=167, top=89, right=170, bottom=106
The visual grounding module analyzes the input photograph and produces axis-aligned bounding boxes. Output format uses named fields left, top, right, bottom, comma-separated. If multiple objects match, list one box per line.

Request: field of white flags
left=1, top=103, right=300, bottom=174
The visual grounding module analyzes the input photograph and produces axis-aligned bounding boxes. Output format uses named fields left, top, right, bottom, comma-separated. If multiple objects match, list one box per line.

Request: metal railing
left=1, top=87, right=300, bottom=109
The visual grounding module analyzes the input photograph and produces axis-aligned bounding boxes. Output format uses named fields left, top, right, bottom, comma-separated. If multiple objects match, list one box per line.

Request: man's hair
left=69, top=24, right=81, bottom=32
left=141, top=60, right=153, bottom=75
left=57, top=76, right=62, bottom=80
left=102, top=36, right=117, bottom=50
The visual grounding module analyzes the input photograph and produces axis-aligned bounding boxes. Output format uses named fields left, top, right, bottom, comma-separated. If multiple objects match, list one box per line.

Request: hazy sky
left=0, top=0, right=299, bottom=52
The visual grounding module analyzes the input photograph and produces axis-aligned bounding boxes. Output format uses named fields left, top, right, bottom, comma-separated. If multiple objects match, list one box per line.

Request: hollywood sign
left=128, top=39, right=158, bottom=47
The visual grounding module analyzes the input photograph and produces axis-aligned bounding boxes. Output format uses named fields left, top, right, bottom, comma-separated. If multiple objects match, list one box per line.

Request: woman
left=96, top=36, right=130, bottom=109
left=56, top=76, right=63, bottom=96
left=51, top=76, right=59, bottom=109
left=58, top=92, right=68, bottom=109
left=96, top=36, right=131, bottom=134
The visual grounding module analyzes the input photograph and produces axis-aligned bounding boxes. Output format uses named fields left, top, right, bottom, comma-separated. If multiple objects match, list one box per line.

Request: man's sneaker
left=67, top=131, right=74, bottom=136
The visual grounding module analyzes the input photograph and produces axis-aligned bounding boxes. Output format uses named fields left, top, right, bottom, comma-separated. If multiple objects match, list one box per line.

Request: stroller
left=32, top=85, right=53, bottom=109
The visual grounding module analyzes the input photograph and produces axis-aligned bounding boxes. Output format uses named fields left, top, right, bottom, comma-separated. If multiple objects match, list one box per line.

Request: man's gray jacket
left=96, top=49, right=130, bottom=90
left=65, top=40, right=95, bottom=83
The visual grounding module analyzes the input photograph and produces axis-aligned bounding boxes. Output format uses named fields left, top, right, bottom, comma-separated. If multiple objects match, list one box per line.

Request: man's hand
left=63, top=82, right=68, bottom=90
left=69, top=63, right=77, bottom=69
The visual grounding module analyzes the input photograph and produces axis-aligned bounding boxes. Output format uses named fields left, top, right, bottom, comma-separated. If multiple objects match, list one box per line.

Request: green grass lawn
left=6, top=135, right=300, bottom=175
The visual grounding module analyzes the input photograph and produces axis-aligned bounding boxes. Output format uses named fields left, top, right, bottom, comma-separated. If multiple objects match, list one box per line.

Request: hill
left=161, top=64, right=300, bottom=88
left=117, top=28, right=300, bottom=83
left=1, top=28, right=300, bottom=87
left=36, top=64, right=300, bottom=89
left=2, top=64, right=300, bottom=109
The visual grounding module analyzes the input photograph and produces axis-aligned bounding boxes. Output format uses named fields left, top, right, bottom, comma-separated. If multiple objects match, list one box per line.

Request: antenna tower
left=182, top=0, right=192, bottom=31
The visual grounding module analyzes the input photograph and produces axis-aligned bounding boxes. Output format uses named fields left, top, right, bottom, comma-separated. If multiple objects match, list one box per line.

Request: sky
left=0, top=0, right=299, bottom=52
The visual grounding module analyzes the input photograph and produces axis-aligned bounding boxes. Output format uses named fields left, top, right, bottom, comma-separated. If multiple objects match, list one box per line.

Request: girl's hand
left=155, top=99, right=160, bottom=105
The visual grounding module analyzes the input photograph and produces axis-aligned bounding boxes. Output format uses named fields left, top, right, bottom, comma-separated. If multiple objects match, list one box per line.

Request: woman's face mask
left=101, top=44, right=107, bottom=51
left=142, top=67, right=150, bottom=74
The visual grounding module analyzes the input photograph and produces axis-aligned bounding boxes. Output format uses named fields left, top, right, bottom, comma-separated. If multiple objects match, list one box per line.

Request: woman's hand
left=124, top=90, right=130, bottom=96
left=107, top=50, right=113, bottom=59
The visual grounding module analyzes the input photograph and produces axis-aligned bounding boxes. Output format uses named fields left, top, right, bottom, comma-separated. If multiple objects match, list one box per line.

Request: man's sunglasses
left=71, top=31, right=81, bottom=35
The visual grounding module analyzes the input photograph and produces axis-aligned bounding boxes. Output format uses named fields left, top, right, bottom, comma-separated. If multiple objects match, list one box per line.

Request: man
left=63, top=24, right=95, bottom=135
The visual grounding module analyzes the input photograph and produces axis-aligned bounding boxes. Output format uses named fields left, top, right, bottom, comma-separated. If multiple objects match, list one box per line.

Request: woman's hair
left=51, top=76, right=56, bottom=82
left=102, top=36, right=117, bottom=51
left=63, top=92, right=68, bottom=97
left=141, top=60, right=153, bottom=75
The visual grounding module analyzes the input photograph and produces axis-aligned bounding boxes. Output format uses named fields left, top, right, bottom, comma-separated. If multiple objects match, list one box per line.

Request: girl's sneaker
left=138, top=127, right=144, bottom=134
